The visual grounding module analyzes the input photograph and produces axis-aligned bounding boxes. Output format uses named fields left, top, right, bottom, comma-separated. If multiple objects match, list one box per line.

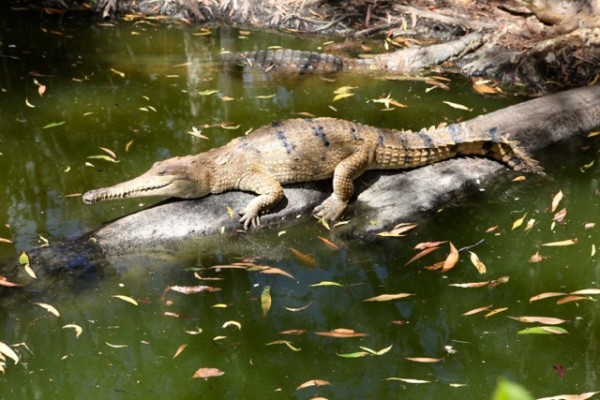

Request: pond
left=1, top=4, right=599, bottom=399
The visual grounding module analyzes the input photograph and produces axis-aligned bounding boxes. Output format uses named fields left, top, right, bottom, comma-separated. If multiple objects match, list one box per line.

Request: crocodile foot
left=313, top=194, right=348, bottom=221
left=239, top=207, right=260, bottom=230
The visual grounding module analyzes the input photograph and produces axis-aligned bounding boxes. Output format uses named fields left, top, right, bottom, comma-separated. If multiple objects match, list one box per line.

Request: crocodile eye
left=158, top=169, right=167, bottom=176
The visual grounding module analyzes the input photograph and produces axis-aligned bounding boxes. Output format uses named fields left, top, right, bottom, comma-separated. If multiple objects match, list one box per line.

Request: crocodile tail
left=496, top=138, right=544, bottom=174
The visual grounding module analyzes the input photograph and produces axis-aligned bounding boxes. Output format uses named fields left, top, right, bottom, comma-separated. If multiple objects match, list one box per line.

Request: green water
left=1, top=5, right=600, bottom=399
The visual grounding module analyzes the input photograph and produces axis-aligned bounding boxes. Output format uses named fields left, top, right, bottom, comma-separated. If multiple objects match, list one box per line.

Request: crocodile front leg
left=314, top=148, right=370, bottom=221
left=237, top=171, right=284, bottom=230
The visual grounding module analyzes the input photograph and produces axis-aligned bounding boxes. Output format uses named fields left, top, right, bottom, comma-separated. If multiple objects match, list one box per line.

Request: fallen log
left=1, top=84, right=599, bottom=286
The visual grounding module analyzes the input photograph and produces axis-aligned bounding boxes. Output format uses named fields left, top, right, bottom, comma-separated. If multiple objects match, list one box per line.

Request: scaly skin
left=83, top=117, right=541, bottom=229
left=223, top=32, right=483, bottom=76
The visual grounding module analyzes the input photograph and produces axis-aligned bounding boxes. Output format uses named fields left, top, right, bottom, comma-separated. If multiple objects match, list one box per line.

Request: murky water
left=1, top=4, right=599, bottom=399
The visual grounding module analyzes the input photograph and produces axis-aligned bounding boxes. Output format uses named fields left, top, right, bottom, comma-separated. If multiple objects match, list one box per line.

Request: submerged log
left=1, top=84, right=599, bottom=286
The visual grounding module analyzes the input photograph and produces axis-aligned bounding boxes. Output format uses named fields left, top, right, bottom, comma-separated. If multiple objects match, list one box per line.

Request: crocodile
left=222, top=32, right=483, bottom=75
left=83, top=117, right=541, bottom=229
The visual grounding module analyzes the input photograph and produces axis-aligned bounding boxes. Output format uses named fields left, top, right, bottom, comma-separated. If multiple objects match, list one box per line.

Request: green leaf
left=517, top=326, right=568, bottom=335
left=18, top=252, right=29, bottom=265
left=491, top=378, right=534, bottom=400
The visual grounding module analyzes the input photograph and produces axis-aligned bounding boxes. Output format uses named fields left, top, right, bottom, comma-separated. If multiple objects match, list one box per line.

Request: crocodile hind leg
left=314, top=149, right=370, bottom=221
left=237, top=170, right=285, bottom=229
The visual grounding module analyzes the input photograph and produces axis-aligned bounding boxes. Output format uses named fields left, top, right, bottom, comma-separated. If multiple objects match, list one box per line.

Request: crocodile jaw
left=82, top=175, right=181, bottom=204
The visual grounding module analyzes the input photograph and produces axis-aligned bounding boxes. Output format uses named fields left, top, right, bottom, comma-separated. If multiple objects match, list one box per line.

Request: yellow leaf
left=261, top=286, right=271, bottom=317
left=484, top=307, right=508, bottom=318
left=111, top=295, right=138, bottom=306
left=332, top=92, right=354, bottom=102
left=173, top=343, right=187, bottom=359
left=512, top=213, right=527, bottom=230
left=110, top=68, right=125, bottom=78
left=468, top=251, right=486, bottom=274
left=541, top=239, right=577, bottom=247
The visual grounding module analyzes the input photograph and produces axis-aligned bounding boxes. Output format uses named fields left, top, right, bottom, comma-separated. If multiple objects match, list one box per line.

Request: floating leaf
left=405, top=357, right=443, bottom=363
left=512, top=213, right=527, bottom=230
left=449, top=280, right=490, bottom=288
left=315, top=328, right=368, bottom=338
left=462, top=304, right=493, bottom=316
left=248, top=266, right=296, bottom=280
left=42, top=121, right=65, bottom=129
left=489, top=275, right=510, bottom=288
left=508, top=316, right=566, bottom=325
left=318, top=236, right=341, bottom=250
left=192, top=367, right=225, bottom=379
left=529, top=292, right=567, bottom=302
left=198, top=89, right=218, bottom=96
left=289, top=247, right=316, bottom=267
left=34, top=302, right=60, bottom=317
left=261, top=286, right=271, bottom=317
left=173, top=344, right=187, bottom=359
left=111, top=295, right=138, bottom=306
left=485, top=307, right=508, bottom=318
left=363, top=293, right=414, bottom=302
left=386, top=377, right=430, bottom=384
left=442, top=101, right=471, bottom=111
left=0, top=341, right=19, bottom=364
left=266, top=340, right=301, bottom=352
left=110, top=68, right=125, bottom=77
left=222, top=321, right=242, bottom=330
left=0, top=276, right=20, bottom=287
left=279, top=329, right=306, bottom=335
left=360, top=344, right=393, bottom=355
left=376, top=223, right=417, bottom=237
left=469, top=252, right=486, bottom=274
left=518, top=326, right=568, bottom=335
left=187, top=126, right=208, bottom=140
left=551, top=190, right=564, bottom=212
left=414, top=241, right=447, bottom=250
left=529, top=251, right=543, bottom=263
left=542, top=239, right=577, bottom=247
left=556, top=295, right=591, bottom=305
left=87, top=154, right=119, bottom=163
left=337, top=351, right=369, bottom=358
left=19, top=251, right=36, bottom=279
left=538, top=391, right=600, bottom=400
left=310, top=281, right=343, bottom=287
left=570, top=288, right=600, bottom=295
left=296, top=380, right=331, bottom=390
left=167, top=285, right=221, bottom=295
left=284, top=301, right=312, bottom=312
left=404, top=246, right=439, bottom=266
left=441, top=242, right=459, bottom=272
left=62, top=324, right=83, bottom=338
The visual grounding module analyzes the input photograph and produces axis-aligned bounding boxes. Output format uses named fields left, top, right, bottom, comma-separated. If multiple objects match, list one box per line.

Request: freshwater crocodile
left=82, top=117, right=541, bottom=229
left=223, top=32, right=483, bottom=75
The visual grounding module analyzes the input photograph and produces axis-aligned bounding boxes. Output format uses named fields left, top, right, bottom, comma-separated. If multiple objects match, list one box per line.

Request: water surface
left=1, top=5, right=599, bottom=399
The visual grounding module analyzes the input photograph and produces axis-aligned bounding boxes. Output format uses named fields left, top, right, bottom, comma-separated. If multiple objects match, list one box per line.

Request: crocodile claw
left=239, top=209, right=261, bottom=230
left=313, top=194, right=348, bottom=221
